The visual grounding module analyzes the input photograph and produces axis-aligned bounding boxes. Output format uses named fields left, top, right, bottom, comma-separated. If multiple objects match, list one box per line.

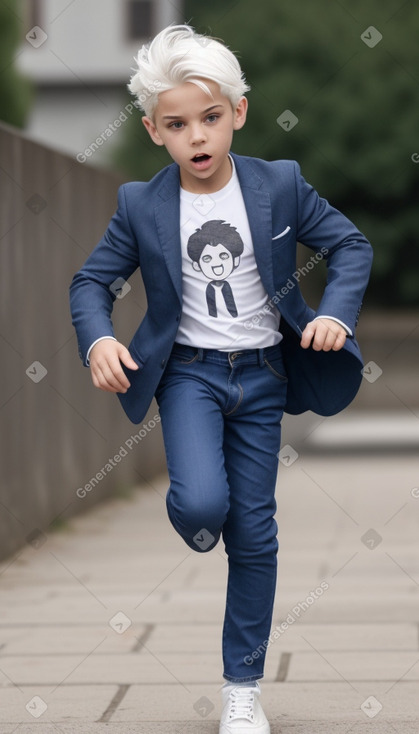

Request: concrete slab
left=1, top=624, right=148, bottom=655
left=287, top=650, right=419, bottom=681
left=0, top=684, right=118, bottom=723
left=262, top=622, right=418, bottom=653
left=0, top=453, right=417, bottom=732
left=146, top=623, right=223, bottom=653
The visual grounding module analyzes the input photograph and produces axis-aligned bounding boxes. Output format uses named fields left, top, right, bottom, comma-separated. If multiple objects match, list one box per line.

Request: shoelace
left=228, top=687, right=255, bottom=722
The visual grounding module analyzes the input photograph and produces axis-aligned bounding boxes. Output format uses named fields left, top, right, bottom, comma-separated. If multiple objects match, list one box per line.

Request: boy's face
left=193, top=243, right=238, bottom=281
left=142, top=80, right=247, bottom=193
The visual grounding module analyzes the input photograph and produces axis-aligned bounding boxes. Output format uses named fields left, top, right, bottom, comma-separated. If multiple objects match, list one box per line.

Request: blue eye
left=169, top=121, right=183, bottom=129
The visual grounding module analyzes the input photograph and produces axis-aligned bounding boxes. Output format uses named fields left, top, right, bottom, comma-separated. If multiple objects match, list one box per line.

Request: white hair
left=127, top=24, right=250, bottom=119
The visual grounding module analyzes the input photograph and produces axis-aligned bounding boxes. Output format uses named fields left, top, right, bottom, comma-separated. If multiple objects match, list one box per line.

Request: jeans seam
left=223, top=377, right=244, bottom=416
left=263, top=356, right=288, bottom=381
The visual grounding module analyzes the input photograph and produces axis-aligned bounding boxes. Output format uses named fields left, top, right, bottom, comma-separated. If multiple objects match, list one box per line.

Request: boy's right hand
left=89, top=339, right=139, bottom=393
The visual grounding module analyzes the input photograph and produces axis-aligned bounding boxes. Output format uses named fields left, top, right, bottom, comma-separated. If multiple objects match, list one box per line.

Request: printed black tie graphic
left=206, top=280, right=238, bottom=318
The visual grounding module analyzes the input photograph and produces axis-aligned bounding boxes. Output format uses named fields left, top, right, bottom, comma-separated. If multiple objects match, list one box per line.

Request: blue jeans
left=155, top=341, right=288, bottom=683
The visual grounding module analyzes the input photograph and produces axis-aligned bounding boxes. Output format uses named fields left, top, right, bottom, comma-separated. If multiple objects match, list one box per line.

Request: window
left=126, top=0, right=153, bottom=40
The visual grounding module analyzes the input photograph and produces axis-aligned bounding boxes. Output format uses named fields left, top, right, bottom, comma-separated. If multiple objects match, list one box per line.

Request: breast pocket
left=272, top=225, right=291, bottom=241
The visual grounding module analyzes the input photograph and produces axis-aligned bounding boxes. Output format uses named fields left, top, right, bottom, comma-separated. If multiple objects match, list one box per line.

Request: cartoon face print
left=187, top=219, right=244, bottom=318
left=194, top=242, right=237, bottom=280
left=187, top=220, right=244, bottom=281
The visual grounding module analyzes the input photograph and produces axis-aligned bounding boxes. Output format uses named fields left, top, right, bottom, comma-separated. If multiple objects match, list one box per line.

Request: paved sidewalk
left=0, top=451, right=418, bottom=733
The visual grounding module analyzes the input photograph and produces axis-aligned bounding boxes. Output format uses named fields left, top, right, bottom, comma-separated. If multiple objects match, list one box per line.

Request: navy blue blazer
left=70, top=152, right=373, bottom=424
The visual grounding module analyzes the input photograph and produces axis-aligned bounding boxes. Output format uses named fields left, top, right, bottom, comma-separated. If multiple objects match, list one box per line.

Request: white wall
left=16, top=0, right=181, bottom=160
left=22, top=86, right=135, bottom=162
left=18, top=0, right=180, bottom=81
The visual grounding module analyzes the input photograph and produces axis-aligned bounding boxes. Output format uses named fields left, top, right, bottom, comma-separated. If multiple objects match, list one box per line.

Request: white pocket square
left=272, top=226, right=291, bottom=240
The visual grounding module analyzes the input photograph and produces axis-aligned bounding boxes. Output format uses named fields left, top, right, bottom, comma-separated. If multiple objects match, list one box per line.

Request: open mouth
left=212, top=265, right=224, bottom=276
left=191, top=154, right=211, bottom=163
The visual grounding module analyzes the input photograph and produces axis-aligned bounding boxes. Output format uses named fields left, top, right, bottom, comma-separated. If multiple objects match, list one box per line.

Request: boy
left=70, top=24, right=372, bottom=733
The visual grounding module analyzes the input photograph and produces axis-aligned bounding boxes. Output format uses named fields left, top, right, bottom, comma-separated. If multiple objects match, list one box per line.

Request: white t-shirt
left=175, top=156, right=282, bottom=351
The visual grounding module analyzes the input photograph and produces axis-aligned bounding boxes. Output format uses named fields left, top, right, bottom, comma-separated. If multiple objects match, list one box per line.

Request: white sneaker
left=219, top=682, right=270, bottom=733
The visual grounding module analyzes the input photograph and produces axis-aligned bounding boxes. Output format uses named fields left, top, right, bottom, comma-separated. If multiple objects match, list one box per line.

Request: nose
left=189, top=122, right=207, bottom=145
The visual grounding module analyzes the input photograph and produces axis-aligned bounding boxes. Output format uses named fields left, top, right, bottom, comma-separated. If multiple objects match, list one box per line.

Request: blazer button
left=161, top=359, right=166, bottom=369
left=176, top=314, right=180, bottom=322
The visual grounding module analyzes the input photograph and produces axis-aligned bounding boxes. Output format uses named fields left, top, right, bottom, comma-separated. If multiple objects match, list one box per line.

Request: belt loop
left=197, top=347, right=204, bottom=362
left=258, top=348, right=264, bottom=367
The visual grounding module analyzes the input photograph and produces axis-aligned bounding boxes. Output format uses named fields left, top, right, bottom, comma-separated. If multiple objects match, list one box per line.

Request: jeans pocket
left=263, top=356, right=288, bottom=382
left=178, top=353, right=199, bottom=365
left=171, top=352, right=199, bottom=365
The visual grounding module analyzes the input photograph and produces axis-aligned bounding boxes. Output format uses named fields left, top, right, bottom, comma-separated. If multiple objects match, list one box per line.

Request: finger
left=94, top=365, right=122, bottom=392
left=96, top=359, right=130, bottom=393
left=118, top=346, right=139, bottom=371
left=332, top=331, right=347, bottom=351
left=300, top=323, right=316, bottom=349
left=107, top=359, right=131, bottom=392
left=321, top=328, right=339, bottom=352
left=107, top=353, right=134, bottom=391
left=311, top=323, right=329, bottom=351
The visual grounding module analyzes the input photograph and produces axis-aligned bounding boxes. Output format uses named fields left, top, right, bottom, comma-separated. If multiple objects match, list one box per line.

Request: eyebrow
left=162, top=104, right=224, bottom=120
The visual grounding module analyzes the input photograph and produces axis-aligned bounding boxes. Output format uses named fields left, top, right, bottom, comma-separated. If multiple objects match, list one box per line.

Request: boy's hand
left=89, top=340, right=139, bottom=393
left=300, top=318, right=347, bottom=352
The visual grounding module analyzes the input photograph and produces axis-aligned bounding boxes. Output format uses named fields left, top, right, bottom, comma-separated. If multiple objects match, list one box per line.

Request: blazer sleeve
left=69, top=184, right=140, bottom=365
left=294, top=162, right=373, bottom=333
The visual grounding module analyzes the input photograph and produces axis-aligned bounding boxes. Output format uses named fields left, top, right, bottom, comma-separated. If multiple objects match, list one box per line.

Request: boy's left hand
left=300, top=318, right=347, bottom=352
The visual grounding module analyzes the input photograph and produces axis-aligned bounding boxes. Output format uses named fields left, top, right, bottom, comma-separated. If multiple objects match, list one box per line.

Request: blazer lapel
left=231, top=153, right=275, bottom=299
left=154, top=163, right=182, bottom=304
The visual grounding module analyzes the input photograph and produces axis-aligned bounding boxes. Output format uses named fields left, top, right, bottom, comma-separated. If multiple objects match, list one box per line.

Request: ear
left=232, top=96, right=248, bottom=131
left=142, top=116, right=165, bottom=146
left=233, top=256, right=241, bottom=267
left=192, top=262, right=201, bottom=272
